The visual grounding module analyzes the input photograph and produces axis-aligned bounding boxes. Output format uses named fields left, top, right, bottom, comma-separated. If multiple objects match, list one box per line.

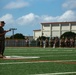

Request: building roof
left=33, top=29, right=41, bottom=31
left=41, top=21, right=76, bottom=24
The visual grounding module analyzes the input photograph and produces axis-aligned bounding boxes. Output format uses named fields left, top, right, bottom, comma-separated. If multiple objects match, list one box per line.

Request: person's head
left=0, top=21, right=5, bottom=27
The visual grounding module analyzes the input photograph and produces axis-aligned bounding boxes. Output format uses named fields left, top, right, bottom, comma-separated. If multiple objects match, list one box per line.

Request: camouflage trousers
left=0, top=40, right=5, bottom=55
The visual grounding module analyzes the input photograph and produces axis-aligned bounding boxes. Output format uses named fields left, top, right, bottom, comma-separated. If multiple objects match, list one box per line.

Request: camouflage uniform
left=0, top=27, right=5, bottom=56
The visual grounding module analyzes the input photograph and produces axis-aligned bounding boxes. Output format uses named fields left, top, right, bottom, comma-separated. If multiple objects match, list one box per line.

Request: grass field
left=0, top=47, right=76, bottom=75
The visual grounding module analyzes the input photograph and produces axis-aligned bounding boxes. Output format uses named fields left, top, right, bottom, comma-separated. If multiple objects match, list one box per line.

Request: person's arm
left=0, top=29, right=11, bottom=36
left=4, top=29, right=11, bottom=32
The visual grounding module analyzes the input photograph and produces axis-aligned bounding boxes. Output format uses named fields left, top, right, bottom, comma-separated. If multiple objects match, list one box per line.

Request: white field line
left=0, top=60, right=76, bottom=65
left=5, top=52, right=76, bottom=55
left=41, top=55, right=76, bottom=57
left=5, top=56, right=40, bottom=59
left=2, top=56, right=40, bottom=60
left=33, top=72, right=76, bottom=75
left=5, top=49, right=74, bottom=52
left=0, top=61, right=44, bottom=65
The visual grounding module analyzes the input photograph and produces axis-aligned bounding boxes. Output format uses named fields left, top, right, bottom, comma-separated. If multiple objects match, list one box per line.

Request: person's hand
left=8, top=29, right=11, bottom=31
left=9, top=28, right=12, bottom=31
left=4, top=29, right=11, bottom=33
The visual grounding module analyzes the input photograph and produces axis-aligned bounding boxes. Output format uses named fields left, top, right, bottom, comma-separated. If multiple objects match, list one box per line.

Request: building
left=41, top=21, right=76, bottom=38
left=33, top=21, right=76, bottom=40
left=25, top=36, right=33, bottom=41
left=33, top=29, right=41, bottom=40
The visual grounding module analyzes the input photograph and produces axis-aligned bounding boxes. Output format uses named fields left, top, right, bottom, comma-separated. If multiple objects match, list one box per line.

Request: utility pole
left=10, top=28, right=17, bottom=39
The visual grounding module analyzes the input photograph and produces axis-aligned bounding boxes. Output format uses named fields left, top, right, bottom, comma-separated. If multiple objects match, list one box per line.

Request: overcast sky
left=0, top=0, right=76, bottom=36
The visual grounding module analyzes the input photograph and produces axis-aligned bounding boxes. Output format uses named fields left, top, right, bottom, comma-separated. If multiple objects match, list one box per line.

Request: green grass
left=0, top=47, right=76, bottom=75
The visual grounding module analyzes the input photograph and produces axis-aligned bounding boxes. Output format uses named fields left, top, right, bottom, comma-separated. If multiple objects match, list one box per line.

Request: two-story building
left=33, top=21, right=76, bottom=40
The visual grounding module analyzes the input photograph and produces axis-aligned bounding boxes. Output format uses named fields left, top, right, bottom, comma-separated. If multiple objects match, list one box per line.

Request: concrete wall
left=33, top=21, right=76, bottom=40
left=41, top=22, right=76, bottom=38
left=33, top=30, right=41, bottom=40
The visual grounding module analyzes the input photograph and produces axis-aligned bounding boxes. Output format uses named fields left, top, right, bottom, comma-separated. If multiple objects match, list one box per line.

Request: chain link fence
left=5, top=39, right=76, bottom=47
left=5, top=39, right=37, bottom=47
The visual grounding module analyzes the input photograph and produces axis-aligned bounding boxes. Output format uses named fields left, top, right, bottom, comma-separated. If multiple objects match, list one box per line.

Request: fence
left=5, top=39, right=37, bottom=47
left=5, top=39, right=76, bottom=47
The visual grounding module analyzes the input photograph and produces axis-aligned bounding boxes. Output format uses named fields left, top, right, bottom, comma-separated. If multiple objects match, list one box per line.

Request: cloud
left=40, top=15, right=59, bottom=22
left=17, top=13, right=39, bottom=25
left=0, top=14, right=14, bottom=25
left=62, top=0, right=76, bottom=9
left=40, top=10, right=76, bottom=22
left=58, top=10, right=76, bottom=22
left=0, top=10, right=76, bottom=26
left=4, top=0, right=29, bottom=9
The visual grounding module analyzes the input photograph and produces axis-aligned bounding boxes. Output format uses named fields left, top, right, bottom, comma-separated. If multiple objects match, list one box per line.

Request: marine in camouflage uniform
left=0, top=21, right=11, bottom=58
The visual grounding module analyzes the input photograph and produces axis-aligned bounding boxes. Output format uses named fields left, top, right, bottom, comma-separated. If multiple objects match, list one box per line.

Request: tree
left=10, top=33, right=25, bottom=39
left=37, top=36, right=47, bottom=40
left=60, top=31, right=76, bottom=39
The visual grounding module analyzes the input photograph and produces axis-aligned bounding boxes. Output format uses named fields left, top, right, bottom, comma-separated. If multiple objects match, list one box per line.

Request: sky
left=0, top=0, right=76, bottom=36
